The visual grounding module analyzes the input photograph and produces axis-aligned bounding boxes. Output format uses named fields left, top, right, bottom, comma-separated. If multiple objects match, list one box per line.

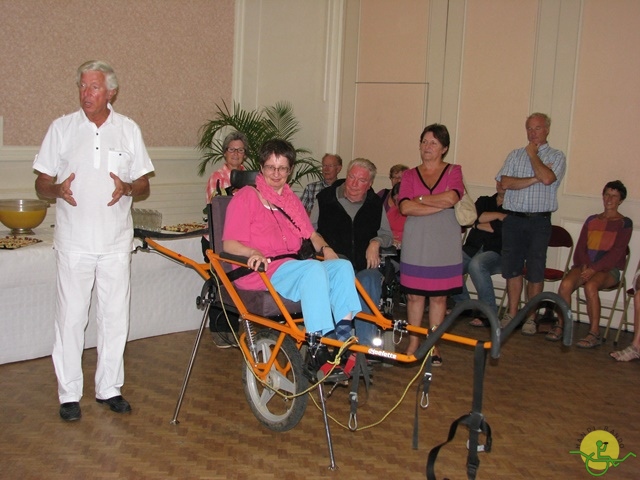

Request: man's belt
left=506, top=210, right=551, bottom=218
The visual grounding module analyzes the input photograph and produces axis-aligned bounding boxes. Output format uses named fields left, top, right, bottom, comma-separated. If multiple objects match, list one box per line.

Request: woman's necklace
left=267, top=201, right=288, bottom=243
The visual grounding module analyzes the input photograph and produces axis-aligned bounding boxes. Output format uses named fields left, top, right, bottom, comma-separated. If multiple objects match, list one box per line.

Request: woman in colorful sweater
left=547, top=180, right=632, bottom=348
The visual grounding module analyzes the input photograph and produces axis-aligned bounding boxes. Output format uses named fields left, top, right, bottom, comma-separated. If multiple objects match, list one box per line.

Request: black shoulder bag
left=274, top=207, right=317, bottom=260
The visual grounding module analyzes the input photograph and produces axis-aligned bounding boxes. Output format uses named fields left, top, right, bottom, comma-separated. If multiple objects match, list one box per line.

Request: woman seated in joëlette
left=222, top=139, right=362, bottom=379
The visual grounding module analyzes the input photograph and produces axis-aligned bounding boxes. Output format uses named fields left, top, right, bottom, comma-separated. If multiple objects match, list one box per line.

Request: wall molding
left=0, top=145, right=207, bottom=225
left=0, top=145, right=200, bottom=163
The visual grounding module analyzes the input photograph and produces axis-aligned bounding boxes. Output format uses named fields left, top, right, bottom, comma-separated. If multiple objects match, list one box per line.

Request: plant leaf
left=197, top=101, right=322, bottom=188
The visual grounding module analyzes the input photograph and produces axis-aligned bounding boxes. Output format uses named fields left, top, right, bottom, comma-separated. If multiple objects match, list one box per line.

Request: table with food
left=0, top=224, right=206, bottom=365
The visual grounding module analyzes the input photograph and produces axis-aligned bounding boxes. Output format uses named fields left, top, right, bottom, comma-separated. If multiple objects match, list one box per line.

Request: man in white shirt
left=34, top=60, right=154, bottom=421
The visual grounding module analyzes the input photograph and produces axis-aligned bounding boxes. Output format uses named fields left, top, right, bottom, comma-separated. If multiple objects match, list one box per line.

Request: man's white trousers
left=52, top=251, right=131, bottom=403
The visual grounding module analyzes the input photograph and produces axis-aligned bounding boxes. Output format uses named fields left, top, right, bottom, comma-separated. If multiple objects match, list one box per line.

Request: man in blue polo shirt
left=495, top=113, right=566, bottom=335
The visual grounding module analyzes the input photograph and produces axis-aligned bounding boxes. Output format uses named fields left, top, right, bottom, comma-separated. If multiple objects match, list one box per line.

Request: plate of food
left=0, top=236, right=43, bottom=250
left=161, top=222, right=207, bottom=234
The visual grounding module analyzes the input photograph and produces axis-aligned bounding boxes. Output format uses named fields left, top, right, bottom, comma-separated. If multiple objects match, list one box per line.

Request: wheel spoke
left=258, top=385, right=276, bottom=405
left=268, top=370, right=296, bottom=395
left=257, top=342, right=272, bottom=363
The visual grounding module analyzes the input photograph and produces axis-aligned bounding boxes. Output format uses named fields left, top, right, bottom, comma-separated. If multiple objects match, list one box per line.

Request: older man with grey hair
left=34, top=60, right=154, bottom=421
left=310, top=158, right=393, bottom=346
left=496, top=112, right=566, bottom=334
left=300, top=153, right=343, bottom=213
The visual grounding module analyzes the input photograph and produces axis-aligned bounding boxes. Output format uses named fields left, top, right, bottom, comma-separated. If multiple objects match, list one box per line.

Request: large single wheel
left=242, top=329, right=309, bottom=432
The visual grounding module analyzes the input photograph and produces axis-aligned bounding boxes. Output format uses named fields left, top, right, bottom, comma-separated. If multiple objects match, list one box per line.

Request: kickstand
left=317, top=382, right=337, bottom=470
left=170, top=302, right=210, bottom=425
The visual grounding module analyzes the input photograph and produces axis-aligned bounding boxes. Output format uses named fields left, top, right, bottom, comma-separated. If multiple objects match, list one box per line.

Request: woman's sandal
left=576, top=331, right=601, bottom=349
left=469, top=317, right=488, bottom=328
left=431, top=354, right=443, bottom=367
left=545, top=324, right=563, bottom=342
left=610, top=345, right=640, bottom=362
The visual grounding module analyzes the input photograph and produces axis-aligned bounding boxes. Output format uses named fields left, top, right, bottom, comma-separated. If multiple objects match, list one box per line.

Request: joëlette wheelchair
left=133, top=171, right=573, bottom=478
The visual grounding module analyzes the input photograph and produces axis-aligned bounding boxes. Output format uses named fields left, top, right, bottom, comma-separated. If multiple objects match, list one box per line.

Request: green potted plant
left=197, top=101, right=321, bottom=188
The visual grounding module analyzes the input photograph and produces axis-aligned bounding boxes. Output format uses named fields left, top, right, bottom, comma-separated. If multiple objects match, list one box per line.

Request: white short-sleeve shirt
left=33, top=106, right=154, bottom=254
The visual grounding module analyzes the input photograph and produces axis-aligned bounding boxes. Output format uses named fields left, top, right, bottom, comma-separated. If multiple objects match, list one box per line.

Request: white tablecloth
left=0, top=227, right=207, bottom=364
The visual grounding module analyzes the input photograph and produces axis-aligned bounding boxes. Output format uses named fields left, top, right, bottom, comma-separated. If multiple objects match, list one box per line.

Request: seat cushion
left=219, top=288, right=302, bottom=318
left=543, top=268, right=564, bottom=281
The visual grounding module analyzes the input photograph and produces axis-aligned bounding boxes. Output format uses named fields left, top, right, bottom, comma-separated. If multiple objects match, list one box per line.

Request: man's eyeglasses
left=262, top=165, right=291, bottom=175
left=322, top=164, right=340, bottom=169
left=227, top=147, right=245, bottom=154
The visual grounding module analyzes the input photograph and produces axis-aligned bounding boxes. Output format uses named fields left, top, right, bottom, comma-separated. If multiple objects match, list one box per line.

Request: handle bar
left=133, top=227, right=207, bottom=240
left=501, top=292, right=573, bottom=346
left=412, top=291, right=573, bottom=361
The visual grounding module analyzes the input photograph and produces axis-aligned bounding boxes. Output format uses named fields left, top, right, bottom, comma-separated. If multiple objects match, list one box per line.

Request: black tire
left=242, top=329, right=309, bottom=432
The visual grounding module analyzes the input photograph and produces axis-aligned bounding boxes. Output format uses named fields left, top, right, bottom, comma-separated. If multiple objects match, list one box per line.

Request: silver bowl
left=0, top=199, right=50, bottom=235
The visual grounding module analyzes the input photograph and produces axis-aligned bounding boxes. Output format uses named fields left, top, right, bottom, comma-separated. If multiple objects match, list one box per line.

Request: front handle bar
left=412, top=292, right=572, bottom=361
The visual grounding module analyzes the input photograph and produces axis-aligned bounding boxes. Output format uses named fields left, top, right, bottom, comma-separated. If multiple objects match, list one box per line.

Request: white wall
left=233, top=0, right=346, bottom=168
left=231, top=0, right=639, bottom=330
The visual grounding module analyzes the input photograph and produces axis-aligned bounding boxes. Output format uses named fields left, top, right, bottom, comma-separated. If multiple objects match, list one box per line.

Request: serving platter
left=161, top=222, right=207, bottom=234
left=0, top=236, right=43, bottom=250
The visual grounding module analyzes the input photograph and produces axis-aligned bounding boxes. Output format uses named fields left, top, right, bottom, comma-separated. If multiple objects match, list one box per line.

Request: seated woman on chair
left=222, top=139, right=362, bottom=377
left=547, top=180, right=632, bottom=348
left=452, top=181, right=507, bottom=327
left=386, top=182, right=406, bottom=249
left=377, top=163, right=409, bottom=208
left=205, top=131, right=248, bottom=201
left=610, top=267, right=640, bottom=361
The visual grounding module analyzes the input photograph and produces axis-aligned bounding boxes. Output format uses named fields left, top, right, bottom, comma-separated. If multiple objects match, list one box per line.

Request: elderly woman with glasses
left=205, top=131, right=248, bottom=201
left=222, top=139, right=362, bottom=379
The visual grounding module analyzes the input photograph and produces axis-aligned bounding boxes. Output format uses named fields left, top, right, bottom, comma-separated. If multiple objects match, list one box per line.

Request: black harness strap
left=412, top=356, right=433, bottom=450
left=225, top=253, right=298, bottom=282
left=426, top=342, right=491, bottom=480
left=348, top=353, right=371, bottom=430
